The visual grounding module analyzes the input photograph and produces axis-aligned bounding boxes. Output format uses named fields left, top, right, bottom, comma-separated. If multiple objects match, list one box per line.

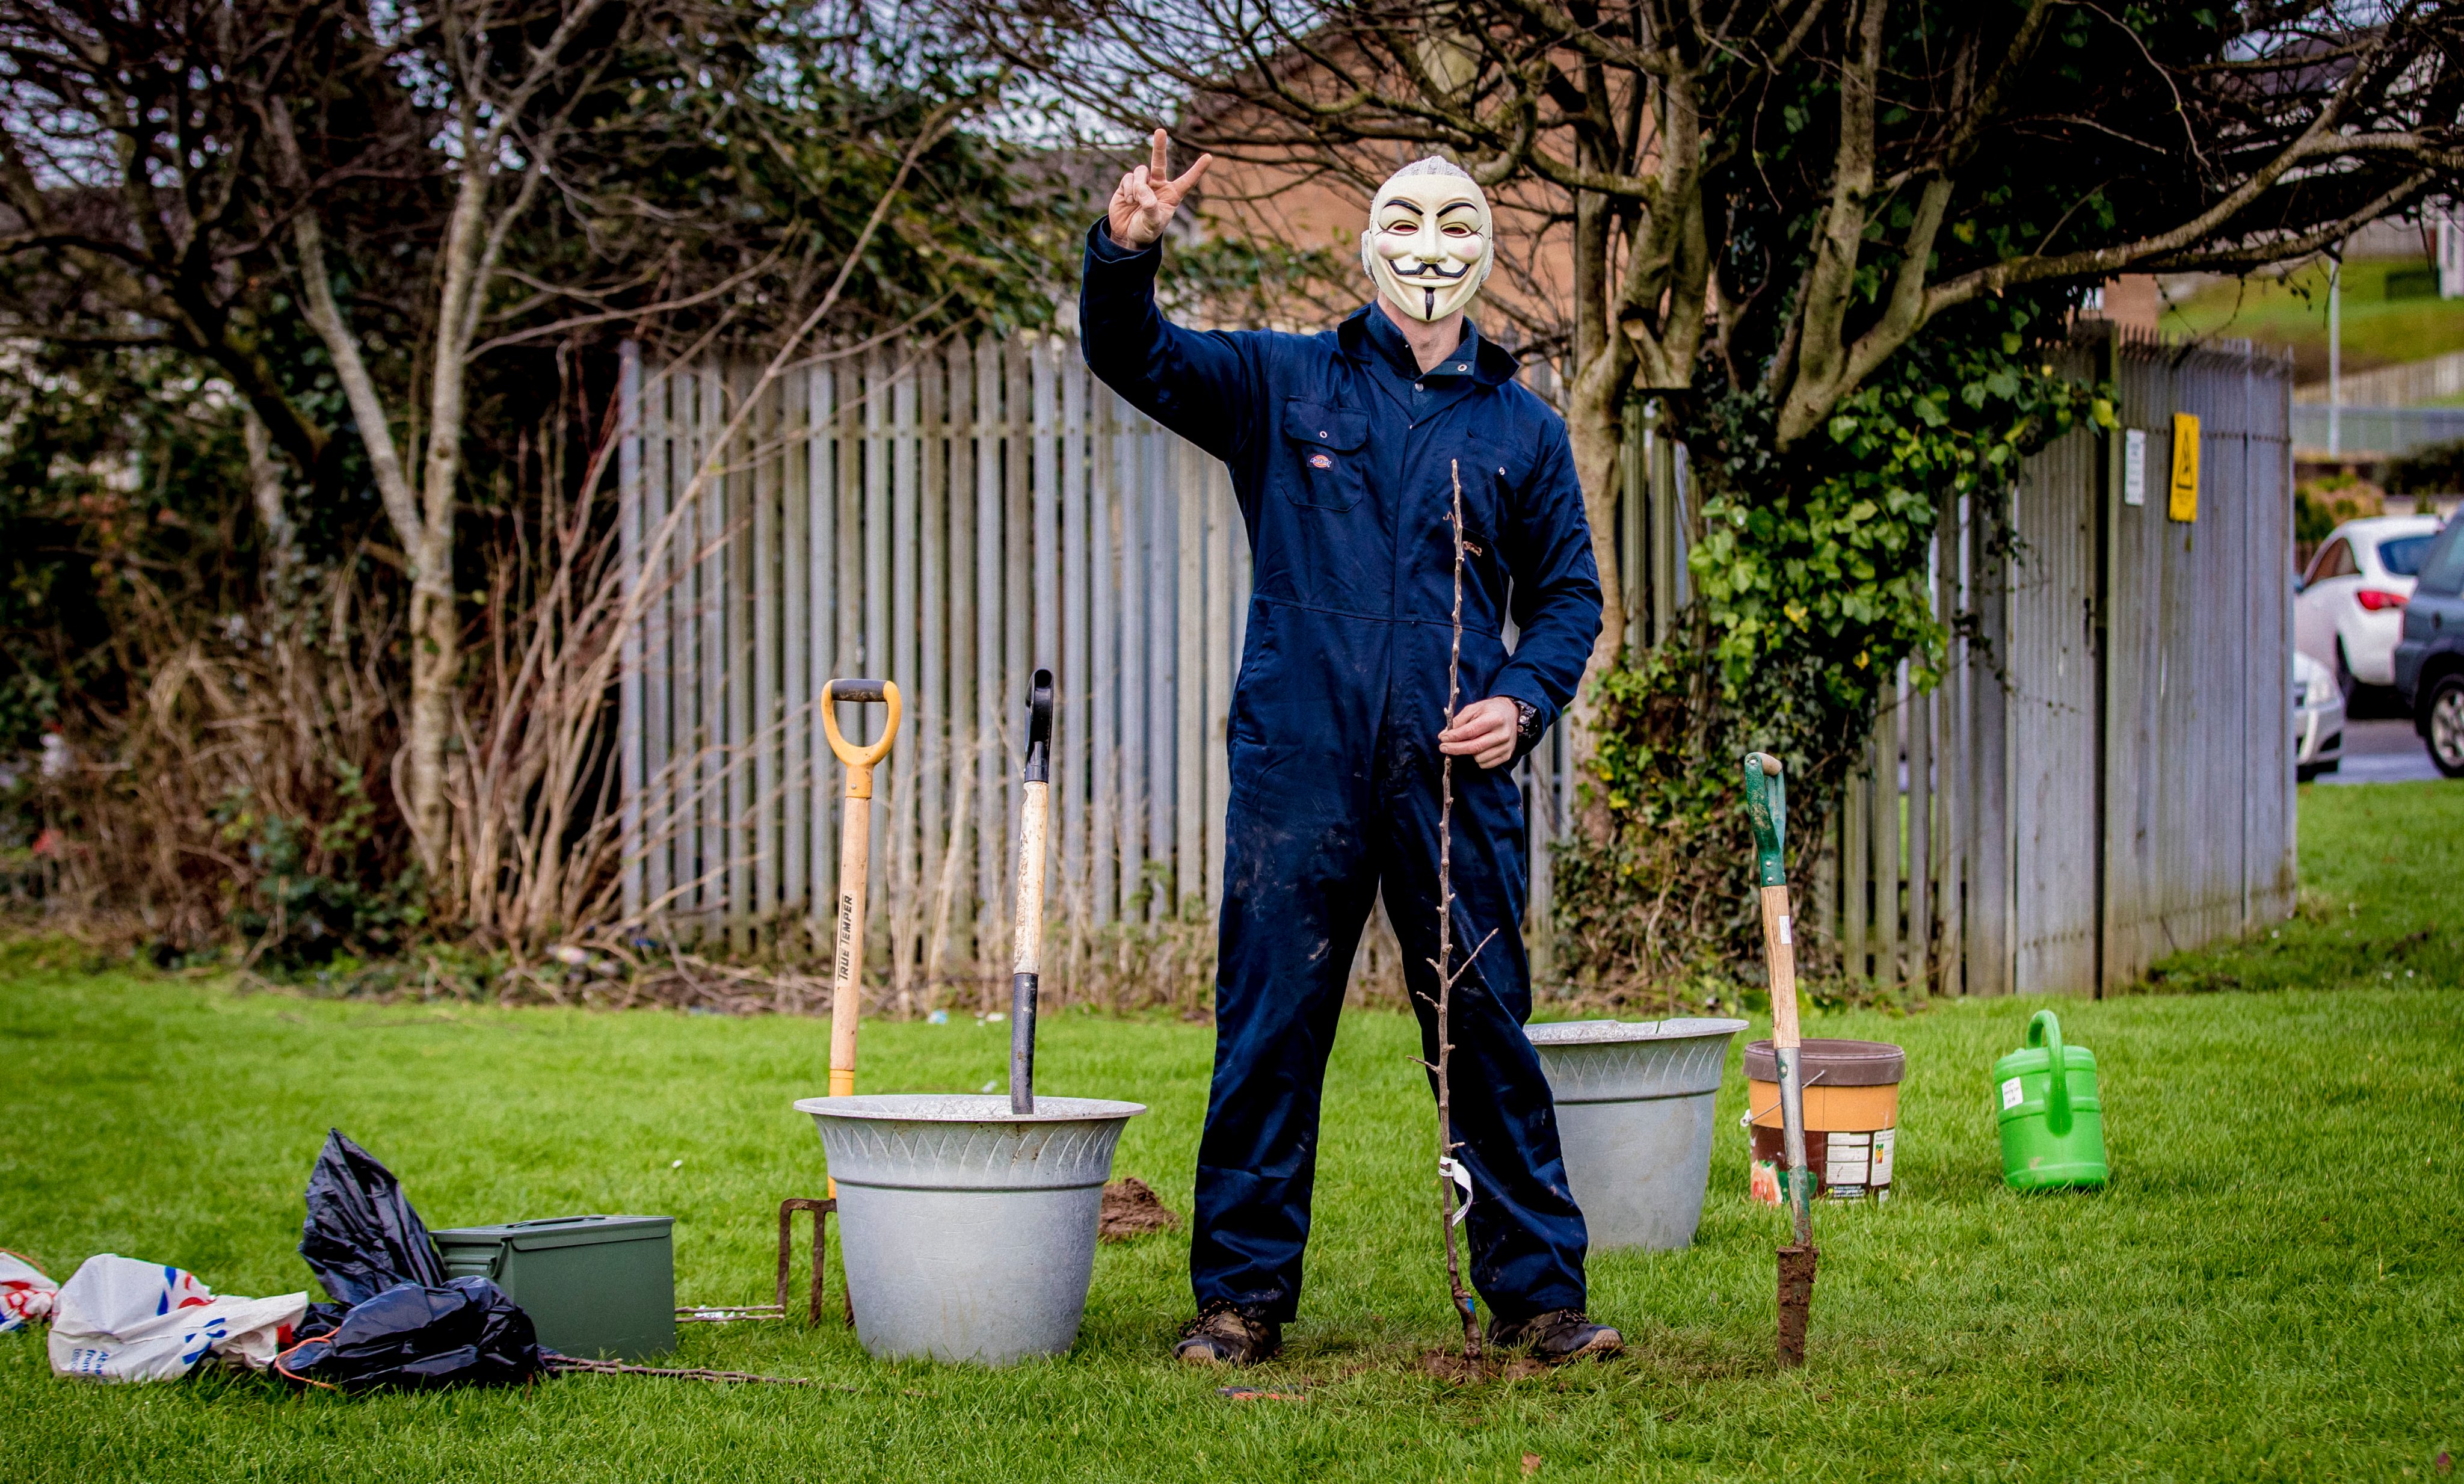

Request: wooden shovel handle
left=1762, top=883, right=1799, bottom=1049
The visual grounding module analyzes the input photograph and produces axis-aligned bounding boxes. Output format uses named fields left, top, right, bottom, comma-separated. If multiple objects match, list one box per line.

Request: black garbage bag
left=278, top=1278, right=541, bottom=1391
left=298, top=1129, right=448, bottom=1307
left=283, top=1129, right=540, bottom=1390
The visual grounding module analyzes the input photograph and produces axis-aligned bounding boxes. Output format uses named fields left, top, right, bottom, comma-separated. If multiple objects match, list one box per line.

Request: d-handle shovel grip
left=2027, top=1009, right=2073, bottom=1138
left=1740, top=751, right=1797, bottom=1042
left=821, top=679, right=902, bottom=797
left=1011, top=670, right=1056, bottom=1113
left=1741, top=751, right=1788, bottom=886
left=1021, top=670, right=1053, bottom=781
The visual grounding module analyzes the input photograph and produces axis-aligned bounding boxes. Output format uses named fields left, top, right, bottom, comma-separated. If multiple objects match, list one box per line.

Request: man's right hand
left=1107, top=128, right=1214, bottom=251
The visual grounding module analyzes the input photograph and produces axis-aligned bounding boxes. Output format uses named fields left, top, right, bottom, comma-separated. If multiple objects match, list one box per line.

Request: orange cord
left=271, top=1332, right=340, bottom=1391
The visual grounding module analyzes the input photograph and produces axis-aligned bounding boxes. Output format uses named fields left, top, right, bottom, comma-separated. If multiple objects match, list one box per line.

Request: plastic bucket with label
left=1742, top=1038, right=1904, bottom=1202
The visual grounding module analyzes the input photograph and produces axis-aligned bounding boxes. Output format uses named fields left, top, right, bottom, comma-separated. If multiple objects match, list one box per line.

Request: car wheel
left=2297, top=763, right=2321, bottom=783
left=2429, top=676, right=2464, bottom=780
left=2335, top=640, right=2358, bottom=704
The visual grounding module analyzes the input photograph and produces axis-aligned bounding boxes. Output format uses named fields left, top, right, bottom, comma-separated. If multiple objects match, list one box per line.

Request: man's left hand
left=1438, top=697, right=1521, bottom=770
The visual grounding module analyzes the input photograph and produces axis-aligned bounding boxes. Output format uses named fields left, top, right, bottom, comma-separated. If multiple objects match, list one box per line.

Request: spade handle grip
left=821, top=679, right=901, bottom=796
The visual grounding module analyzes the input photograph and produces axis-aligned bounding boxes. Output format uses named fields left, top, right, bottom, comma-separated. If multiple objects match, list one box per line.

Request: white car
left=2294, top=649, right=2345, bottom=781
left=2296, top=514, right=2446, bottom=697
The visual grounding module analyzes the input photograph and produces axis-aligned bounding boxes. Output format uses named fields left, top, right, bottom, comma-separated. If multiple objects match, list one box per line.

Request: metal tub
left=794, top=1094, right=1144, bottom=1365
left=1527, top=1018, right=1748, bottom=1251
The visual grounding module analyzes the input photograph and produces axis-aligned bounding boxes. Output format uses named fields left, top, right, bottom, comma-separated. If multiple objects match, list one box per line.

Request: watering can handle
left=2027, top=1009, right=2072, bottom=1138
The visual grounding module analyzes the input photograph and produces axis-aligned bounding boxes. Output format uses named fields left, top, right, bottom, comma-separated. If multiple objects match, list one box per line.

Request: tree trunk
left=242, top=409, right=296, bottom=593
left=1560, top=343, right=1628, bottom=845
left=405, top=524, right=458, bottom=879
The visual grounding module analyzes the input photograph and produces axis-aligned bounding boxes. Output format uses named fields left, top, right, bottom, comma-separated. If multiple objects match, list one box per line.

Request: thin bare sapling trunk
left=1425, top=458, right=1498, bottom=1361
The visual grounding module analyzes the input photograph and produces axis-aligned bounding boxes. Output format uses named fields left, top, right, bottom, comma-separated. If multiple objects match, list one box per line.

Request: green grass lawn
left=4, top=785, right=2462, bottom=1482
left=2162, top=256, right=2464, bottom=383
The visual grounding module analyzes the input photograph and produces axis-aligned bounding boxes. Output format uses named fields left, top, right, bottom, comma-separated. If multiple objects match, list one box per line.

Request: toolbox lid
left=431, top=1215, right=674, bottom=1253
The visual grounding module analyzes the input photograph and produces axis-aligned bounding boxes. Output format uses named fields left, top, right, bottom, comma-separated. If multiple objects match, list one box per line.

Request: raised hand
left=1107, top=128, right=1214, bottom=251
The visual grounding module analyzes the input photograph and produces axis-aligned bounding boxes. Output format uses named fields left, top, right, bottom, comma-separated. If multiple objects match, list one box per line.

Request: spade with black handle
left=1009, top=671, right=1055, bottom=1113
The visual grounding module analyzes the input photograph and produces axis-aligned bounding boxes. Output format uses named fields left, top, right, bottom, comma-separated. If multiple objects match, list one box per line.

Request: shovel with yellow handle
left=821, top=680, right=902, bottom=1129
left=1742, top=750, right=1817, bottom=1369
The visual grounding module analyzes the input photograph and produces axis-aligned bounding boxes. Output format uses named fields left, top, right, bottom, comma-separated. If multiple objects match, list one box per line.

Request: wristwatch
left=1513, top=700, right=1542, bottom=750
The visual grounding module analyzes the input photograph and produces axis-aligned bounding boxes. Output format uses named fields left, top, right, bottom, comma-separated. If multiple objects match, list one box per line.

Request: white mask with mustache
left=1360, top=159, right=1494, bottom=324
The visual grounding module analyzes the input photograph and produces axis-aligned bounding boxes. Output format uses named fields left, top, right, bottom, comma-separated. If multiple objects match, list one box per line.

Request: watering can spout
left=2027, top=1009, right=2072, bottom=1138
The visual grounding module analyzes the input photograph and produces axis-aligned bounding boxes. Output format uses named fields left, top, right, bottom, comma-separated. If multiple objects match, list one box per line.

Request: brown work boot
left=1487, top=1308, right=1622, bottom=1364
left=1172, top=1301, right=1282, bottom=1367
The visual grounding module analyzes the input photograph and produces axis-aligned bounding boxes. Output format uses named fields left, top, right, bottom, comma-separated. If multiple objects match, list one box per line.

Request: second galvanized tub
left=793, top=1094, right=1144, bottom=1365
left=1527, top=1018, right=1748, bottom=1251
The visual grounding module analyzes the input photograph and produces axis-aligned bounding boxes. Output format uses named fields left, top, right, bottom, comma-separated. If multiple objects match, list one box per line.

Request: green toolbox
left=431, top=1215, right=676, bottom=1359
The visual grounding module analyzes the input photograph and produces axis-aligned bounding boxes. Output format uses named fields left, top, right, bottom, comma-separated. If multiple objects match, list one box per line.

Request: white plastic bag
left=0, top=1250, right=56, bottom=1331
left=46, top=1255, right=306, bottom=1382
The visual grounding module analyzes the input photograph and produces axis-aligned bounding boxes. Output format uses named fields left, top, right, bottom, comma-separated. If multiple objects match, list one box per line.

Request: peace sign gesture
left=1106, top=128, right=1215, bottom=251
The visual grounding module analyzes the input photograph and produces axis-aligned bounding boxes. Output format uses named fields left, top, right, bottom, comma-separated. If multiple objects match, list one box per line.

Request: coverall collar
left=1339, top=303, right=1520, bottom=387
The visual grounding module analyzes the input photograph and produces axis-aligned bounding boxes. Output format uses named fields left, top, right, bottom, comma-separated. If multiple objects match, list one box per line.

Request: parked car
left=2294, top=650, right=2345, bottom=782
left=2296, top=514, right=2445, bottom=698
left=2392, top=515, right=2464, bottom=778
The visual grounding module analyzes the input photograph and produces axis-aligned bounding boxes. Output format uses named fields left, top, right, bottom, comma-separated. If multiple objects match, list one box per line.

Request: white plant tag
left=1437, top=1157, right=1473, bottom=1226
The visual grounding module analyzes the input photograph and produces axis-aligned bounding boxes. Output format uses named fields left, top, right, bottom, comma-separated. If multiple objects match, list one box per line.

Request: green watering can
left=1994, top=1010, right=2108, bottom=1191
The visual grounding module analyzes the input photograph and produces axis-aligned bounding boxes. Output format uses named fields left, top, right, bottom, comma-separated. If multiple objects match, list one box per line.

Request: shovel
left=821, top=679, right=902, bottom=1106
left=1742, top=750, right=1817, bottom=1368
left=1008, top=670, right=1055, bottom=1113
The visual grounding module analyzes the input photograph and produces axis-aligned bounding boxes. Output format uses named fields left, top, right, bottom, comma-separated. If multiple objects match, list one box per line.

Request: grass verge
left=2160, top=256, right=2464, bottom=380
left=1, top=786, right=2459, bottom=1482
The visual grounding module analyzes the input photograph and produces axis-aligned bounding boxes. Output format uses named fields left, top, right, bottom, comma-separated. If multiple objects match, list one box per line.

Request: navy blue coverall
left=1080, top=222, right=1604, bottom=1325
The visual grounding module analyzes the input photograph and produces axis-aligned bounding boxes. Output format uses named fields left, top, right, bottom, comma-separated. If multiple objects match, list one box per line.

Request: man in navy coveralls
left=1081, top=132, right=1618, bottom=1367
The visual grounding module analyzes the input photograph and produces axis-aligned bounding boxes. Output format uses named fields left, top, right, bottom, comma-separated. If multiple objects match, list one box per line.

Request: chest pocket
left=1281, top=399, right=1369, bottom=512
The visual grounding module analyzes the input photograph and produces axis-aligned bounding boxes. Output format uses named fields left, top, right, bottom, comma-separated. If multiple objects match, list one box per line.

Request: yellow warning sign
left=2168, top=412, right=2201, bottom=523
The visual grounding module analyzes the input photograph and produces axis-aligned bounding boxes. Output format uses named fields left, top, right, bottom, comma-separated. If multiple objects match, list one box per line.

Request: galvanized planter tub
left=1527, top=1018, right=1748, bottom=1251
left=794, top=1094, right=1145, bottom=1365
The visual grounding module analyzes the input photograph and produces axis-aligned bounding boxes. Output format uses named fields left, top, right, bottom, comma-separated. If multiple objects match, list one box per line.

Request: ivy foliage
left=1554, top=297, right=2103, bottom=999
left=1688, top=297, right=2110, bottom=709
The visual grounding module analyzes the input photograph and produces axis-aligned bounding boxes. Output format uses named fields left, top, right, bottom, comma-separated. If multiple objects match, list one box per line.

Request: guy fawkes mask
left=1359, top=158, right=1495, bottom=323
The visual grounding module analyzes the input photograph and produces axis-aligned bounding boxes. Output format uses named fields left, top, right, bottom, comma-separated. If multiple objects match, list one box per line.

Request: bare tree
left=261, top=0, right=624, bottom=879
left=0, top=0, right=375, bottom=500
left=0, top=0, right=1065, bottom=949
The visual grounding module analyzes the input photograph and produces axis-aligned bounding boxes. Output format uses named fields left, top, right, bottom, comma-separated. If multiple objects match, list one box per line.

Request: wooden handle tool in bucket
left=1009, top=671, right=1055, bottom=1114
left=1743, top=750, right=1817, bottom=1368
left=821, top=679, right=901, bottom=1105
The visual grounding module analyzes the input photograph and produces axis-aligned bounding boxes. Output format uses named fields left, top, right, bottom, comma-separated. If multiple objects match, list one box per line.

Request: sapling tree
left=1423, top=458, right=1494, bottom=1361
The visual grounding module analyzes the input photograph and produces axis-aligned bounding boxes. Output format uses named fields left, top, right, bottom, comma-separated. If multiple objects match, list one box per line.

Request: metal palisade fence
left=616, top=323, right=2293, bottom=1005
left=617, top=334, right=1261, bottom=1007
left=1822, top=329, right=2298, bottom=999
